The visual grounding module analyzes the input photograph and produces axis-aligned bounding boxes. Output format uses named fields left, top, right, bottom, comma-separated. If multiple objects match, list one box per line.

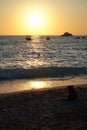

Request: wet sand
left=0, top=84, right=87, bottom=130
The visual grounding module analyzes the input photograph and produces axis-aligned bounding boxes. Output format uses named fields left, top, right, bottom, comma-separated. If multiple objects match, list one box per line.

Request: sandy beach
left=0, top=84, right=87, bottom=130
left=0, top=0, right=87, bottom=128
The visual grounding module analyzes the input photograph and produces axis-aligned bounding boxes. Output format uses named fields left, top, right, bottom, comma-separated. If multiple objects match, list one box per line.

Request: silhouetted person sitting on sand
left=67, top=85, right=77, bottom=101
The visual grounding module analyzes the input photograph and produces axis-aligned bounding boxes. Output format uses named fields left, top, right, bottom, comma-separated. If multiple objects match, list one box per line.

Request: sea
left=0, top=35, right=87, bottom=94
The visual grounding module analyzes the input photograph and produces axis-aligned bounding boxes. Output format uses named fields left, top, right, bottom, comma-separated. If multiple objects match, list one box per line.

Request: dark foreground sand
left=0, top=85, right=87, bottom=130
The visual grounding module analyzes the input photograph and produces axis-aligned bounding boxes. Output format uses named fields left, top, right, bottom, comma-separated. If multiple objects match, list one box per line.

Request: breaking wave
left=0, top=67, right=87, bottom=80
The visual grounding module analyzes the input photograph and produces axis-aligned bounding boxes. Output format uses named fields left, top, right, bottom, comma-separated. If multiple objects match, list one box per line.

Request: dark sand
left=0, top=85, right=87, bottom=130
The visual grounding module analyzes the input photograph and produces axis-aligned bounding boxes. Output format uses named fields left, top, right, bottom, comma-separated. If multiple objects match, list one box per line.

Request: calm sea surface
left=0, top=35, right=87, bottom=93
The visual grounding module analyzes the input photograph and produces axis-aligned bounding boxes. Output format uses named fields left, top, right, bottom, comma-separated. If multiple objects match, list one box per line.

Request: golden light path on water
left=23, top=36, right=49, bottom=68
left=0, top=77, right=87, bottom=94
left=29, top=81, right=47, bottom=89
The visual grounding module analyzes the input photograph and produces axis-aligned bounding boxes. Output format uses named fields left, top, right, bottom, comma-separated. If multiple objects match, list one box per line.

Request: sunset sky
left=0, top=0, right=87, bottom=35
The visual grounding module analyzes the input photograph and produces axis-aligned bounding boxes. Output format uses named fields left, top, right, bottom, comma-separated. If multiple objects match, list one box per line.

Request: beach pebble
left=3, top=108, right=7, bottom=112
left=41, top=126, right=50, bottom=130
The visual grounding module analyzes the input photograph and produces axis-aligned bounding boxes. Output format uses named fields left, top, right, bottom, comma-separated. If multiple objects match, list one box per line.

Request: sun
left=24, top=11, right=47, bottom=34
left=30, top=13, right=43, bottom=27
left=26, top=12, right=43, bottom=29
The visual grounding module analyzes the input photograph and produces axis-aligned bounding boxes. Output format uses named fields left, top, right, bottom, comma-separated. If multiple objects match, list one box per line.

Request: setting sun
left=26, top=12, right=44, bottom=30
left=29, top=12, right=43, bottom=28
left=24, top=11, right=46, bottom=35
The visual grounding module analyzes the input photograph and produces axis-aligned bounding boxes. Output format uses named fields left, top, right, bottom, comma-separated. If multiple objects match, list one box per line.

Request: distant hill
left=61, top=32, right=73, bottom=36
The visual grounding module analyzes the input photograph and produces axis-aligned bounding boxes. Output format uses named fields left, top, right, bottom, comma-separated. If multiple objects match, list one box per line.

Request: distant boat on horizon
left=46, top=36, right=50, bottom=40
left=81, top=36, right=86, bottom=39
left=75, top=36, right=86, bottom=39
left=26, top=35, right=32, bottom=41
left=75, top=36, right=80, bottom=39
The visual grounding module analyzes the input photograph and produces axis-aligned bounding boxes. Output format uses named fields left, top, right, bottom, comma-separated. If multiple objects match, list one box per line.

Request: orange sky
left=0, top=0, right=87, bottom=35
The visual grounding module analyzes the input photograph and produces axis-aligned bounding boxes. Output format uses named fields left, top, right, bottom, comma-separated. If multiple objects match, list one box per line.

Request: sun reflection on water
left=29, top=81, right=47, bottom=89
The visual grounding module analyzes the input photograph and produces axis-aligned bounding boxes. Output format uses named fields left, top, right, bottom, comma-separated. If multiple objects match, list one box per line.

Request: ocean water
left=0, top=35, right=87, bottom=93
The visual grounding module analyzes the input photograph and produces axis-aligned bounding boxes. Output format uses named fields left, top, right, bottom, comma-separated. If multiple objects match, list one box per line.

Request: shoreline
left=0, top=76, right=87, bottom=94
left=0, top=83, right=87, bottom=95
left=0, top=84, right=87, bottom=129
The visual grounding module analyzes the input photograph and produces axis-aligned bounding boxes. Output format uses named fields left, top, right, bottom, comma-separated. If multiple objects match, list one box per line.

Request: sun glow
left=23, top=11, right=47, bottom=35
left=30, top=13, right=42, bottom=27
left=26, top=12, right=44, bottom=29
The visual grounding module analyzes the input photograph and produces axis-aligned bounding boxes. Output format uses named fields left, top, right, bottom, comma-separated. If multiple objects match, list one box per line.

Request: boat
left=46, top=36, right=50, bottom=40
left=75, top=36, right=80, bottom=39
left=26, top=36, right=32, bottom=41
left=81, top=36, right=86, bottom=39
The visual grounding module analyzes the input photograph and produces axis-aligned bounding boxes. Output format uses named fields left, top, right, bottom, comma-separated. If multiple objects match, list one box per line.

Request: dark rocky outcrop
left=62, top=32, right=73, bottom=36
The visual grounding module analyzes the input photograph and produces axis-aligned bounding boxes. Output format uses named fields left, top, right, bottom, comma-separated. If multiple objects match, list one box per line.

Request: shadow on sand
left=0, top=85, right=87, bottom=129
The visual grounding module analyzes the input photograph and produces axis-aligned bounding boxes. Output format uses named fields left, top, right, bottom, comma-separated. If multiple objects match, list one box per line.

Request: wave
left=0, top=67, right=87, bottom=80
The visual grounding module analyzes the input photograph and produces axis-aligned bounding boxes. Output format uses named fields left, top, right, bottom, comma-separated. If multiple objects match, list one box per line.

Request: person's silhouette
left=67, top=85, right=77, bottom=101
